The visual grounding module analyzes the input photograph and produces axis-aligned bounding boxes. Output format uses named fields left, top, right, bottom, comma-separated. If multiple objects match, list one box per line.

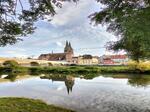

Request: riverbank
left=29, top=66, right=133, bottom=74
left=0, top=65, right=150, bottom=75
left=0, top=97, right=75, bottom=112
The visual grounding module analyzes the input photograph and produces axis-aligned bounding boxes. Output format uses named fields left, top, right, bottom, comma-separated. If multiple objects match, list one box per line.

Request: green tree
left=48, top=62, right=53, bottom=66
left=3, top=60, right=19, bottom=68
left=91, top=0, right=150, bottom=62
left=30, top=61, right=40, bottom=66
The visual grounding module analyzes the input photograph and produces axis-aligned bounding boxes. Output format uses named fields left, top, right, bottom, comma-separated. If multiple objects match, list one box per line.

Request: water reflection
left=0, top=73, right=150, bottom=88
left=101, top=74, right=150, bottom=87
left=40, top=74, right=75, bottom=94
left=0, top=73, right=150, bottom=112
left=128, top=75, right=150, bottom=87
left=0, top=73, right=34, bottom=83
left=4, top=74, right=17, bottom=82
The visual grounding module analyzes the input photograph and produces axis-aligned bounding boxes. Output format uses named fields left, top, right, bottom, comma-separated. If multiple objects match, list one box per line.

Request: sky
left=0, top=0, right=117, bottom=58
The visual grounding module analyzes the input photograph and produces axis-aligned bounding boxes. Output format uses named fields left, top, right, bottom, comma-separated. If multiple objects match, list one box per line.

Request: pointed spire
left=68, top=42, right=71, bottom=47
left=64, top=40, right=69, bottom=52
left=69, top=42, right=73, bottom=50
left=66, top=41, right=69, bottom=47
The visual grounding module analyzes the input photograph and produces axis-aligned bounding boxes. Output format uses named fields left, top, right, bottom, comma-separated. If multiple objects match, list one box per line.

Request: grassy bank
left=0, top=97, right=75, bottom=112
left=0, top=60, right=150, bottom=74
left=0, top=65, right=150, bottom=75
left=28, top=66, right=150, bottom=75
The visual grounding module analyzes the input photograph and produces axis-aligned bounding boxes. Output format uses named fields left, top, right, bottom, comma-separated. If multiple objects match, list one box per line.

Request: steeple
left=69, top=42, right=73, bottom=50
left=69, top=42, right=71, bottom=47
left=64, top=41, right=69, bottom=52
left=66, top=41, right=69, bottom=47
left=64, top=41, right=73, bottom=52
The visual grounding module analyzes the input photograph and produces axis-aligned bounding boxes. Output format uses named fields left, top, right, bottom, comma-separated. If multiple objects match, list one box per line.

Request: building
left=38, top=41, right=74, bottom=62
left=100, top=55, right=129, bottom=65
left=102, top=57, right=114, bottom=65
left=72, top=55, right=99, bottom=65
left=72, top=57, right=78, bottom=64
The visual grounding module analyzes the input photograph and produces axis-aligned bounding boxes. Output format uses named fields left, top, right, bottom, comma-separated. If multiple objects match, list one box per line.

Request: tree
left=30, top=61, right=40, bottom=66
left=91, top=0, right=150, bottom=62
left=48, top=62, right=53, bottom=66
left=0, top=0, right=78, bottom=46
left=3, top=60, right=19, bottom=68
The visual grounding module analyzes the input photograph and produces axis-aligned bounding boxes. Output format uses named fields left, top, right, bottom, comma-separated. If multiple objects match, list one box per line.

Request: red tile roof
left=110, top=55, right=127, bottom=59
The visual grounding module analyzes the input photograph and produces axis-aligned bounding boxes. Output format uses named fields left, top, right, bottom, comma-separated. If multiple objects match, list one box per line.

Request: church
left=38, top=41, right=74, bottom=62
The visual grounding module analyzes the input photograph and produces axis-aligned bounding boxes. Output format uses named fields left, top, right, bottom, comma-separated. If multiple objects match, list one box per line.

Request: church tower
left=64, top=41, right=69, bottom=53
left=64, top=41, right=74, bottom=62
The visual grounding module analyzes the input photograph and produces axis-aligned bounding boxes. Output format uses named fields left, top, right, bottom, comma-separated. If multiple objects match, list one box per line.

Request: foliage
left=3, top=60, right=19, bottom=68
left=28, top=65, right=150, bottom=74
left=128, top=75, right=150, bottom=87
left=91, top=0, right=150, bottom=61
left=127, top=61, right=150, bottom=72
left=1, top=64, right=150, bottom=75
left=137, top=62, right=150, bottom=71
left=30, top=61, right=40, bottom=66
left=48, top=62, right=53, bottom=66
left=2, top=60, right=28, bottom=73
left=0, top=97, right=75, bottom=112
left=0, top=0, right=78, bottom=46
left=102, top=74, right=150, bottom=87
left=4, top=74, right=17, bottom=82
left=127, top=61, right=138, bottom=70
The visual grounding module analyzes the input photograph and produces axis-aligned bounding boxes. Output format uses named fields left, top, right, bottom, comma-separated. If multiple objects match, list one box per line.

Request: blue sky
left=0, top=0, right=116, bottom=58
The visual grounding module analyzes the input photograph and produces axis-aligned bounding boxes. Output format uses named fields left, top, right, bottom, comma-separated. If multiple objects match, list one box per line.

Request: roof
left=110, top=55, right=127, bottom=59
left=82, top=55, right=92, bottom=59
left=103, top=55, right=128, bottom=59
left=39, top=53, right=67, bottom=61
left=73, top=57, right=78, bottom=59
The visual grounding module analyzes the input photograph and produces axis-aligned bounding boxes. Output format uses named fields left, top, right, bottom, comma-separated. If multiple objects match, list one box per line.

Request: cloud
left=55, top=41, right=63, bottom=47
left=51, top=1, right=91, bottom=26
left=0, top=0, right=117, bottom=57
left=2, top=50, right=28, bottom=58
left=51, top=0, right=101, bottom=27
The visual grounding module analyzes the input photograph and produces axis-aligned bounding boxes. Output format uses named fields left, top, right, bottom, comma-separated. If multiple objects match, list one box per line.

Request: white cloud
left=51, top=0, right=98, bottom=26
left=55, top=41, right=63, bottom=47
left=3, top=51, right=28, bottom=58
left=0, top=0, right=118, bottom=57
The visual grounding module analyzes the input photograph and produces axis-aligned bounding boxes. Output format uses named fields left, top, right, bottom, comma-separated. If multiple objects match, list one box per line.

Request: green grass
left=29, top=65, right=150, bottom=75
left=0, top=97, right=75, bottom=112
left=1, top=65, right=150, bottom=75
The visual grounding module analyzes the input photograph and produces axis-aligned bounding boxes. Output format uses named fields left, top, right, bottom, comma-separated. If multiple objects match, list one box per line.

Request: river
left=0, top=73, right=150, bottom=112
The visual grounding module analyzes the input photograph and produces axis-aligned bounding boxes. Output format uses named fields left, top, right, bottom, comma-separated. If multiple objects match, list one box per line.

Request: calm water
left=0, top=74, right=150, bottom=112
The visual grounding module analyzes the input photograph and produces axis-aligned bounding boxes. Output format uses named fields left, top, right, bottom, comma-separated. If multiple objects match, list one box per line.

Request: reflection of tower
left=40, top=74, right=75, bottom=94
left=65, top=75, right=75, bottom=94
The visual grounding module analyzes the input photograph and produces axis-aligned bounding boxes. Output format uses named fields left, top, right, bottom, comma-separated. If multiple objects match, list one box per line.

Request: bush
left=3, top=60, right=19, bottom=68
left=30, top=62, right=40, bottom=66
left=137, top=61, right=150, bottom=71
left=29, top=67, right=41, bottom=75
left=48, top=62, right=53, bottom=66
left=128, top=61, right=150, bottom=71
left=127, top=61, right=138, bottom=70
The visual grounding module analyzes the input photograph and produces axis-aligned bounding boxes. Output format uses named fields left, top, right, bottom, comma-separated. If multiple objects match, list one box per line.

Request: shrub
left=137, top=61, right=150, bottom=71
left=128, top=61, right=150, bottom=72
left=3, top=60, right=19, bottom=68
left=30, top=62, right=40, bottom=66
left=29, top=67, right=41, bottom=75
left=48, top=62, right=53, bottom=66
left=127, top=61, right=138, bottom=70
